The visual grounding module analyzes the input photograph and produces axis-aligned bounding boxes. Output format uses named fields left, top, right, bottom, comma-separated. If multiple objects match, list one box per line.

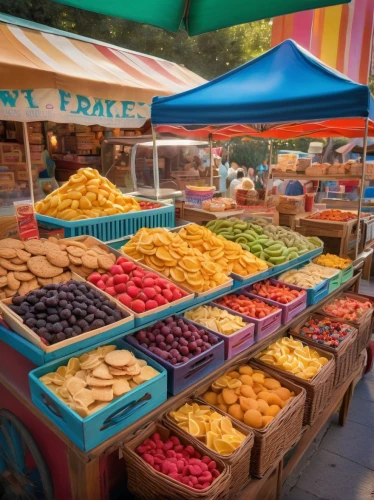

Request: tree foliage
left=0, top=0, right=271, bottom=80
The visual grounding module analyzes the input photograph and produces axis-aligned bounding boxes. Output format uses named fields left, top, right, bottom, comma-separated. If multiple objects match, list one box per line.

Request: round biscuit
left=46, top=250, right=70, bottom=268
left=105, top=350, right=132, bottom=367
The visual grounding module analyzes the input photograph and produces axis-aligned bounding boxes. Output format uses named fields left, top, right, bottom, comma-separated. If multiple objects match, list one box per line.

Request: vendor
left=227, top=162, right=239, bottom=182
left=214, top=155, right=228, bottom=194
left=228, top=168, right=245, bottom=198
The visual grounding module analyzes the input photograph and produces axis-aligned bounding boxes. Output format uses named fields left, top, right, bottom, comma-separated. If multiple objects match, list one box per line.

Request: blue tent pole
left=355, top=118, right=369, bottom=257
left=209, top=133, right=213, bottom=188
left=152, top=125, right=160, bottom=199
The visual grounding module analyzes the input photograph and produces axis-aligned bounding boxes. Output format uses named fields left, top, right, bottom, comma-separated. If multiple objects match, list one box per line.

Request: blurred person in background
left=228, top=168, right=245, bottom=198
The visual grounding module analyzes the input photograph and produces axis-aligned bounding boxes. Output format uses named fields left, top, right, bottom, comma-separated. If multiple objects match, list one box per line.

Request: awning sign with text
left=0, top=89, right=150, bottom=127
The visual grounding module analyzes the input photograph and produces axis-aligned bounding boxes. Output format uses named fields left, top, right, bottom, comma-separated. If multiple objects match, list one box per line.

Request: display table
left=182, top=206, right=244, bottom=224
left=0, top=273, right=365, bottom=500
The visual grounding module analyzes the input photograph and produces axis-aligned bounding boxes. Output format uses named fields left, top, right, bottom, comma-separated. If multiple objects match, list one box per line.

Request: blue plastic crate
left=275, top=278, right=329, bottom=307
left=36, top=203, right=175, bottom=242
left=29, top=340, right=167, bottom=451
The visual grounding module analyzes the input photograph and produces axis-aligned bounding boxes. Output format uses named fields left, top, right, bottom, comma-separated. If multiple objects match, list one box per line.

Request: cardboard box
left=0, top=215, right=19, bottom=239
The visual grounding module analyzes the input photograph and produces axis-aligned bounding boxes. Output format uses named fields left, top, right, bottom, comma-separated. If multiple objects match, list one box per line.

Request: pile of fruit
left=88, top=257, right=188, bottom=314
left=131, top=316, right=219, bottom=365
left=169, top=402, right=246, bottom=455
left=322, top=296, right=372, bottom=322
left=202, top=365, right=295, bottom=429
left=296, top=318, right=354, bottom=348
left=259, top=336, right=329, bottom=379
left=35, top=168, right=140, bottom=220
left=185, top=305, right=247, bottom=336
left=216, top=294, right=279, bottom=319
left=251, top=280, right=306, bottom=304
left=39, top=344, right=159, bottom=417
left=301, top=263, right=339, bottom=279
left=137, top=200, right=163, bottom=210
left=306, top=210, right=361, bottom=222
left=314, top=253, right=352, bottom=269
left=206, top=218, right=322, bottom=266
left=123, top=228, right=230, bottom=293
left=177, top=224, right=268, bottom=276
left=135, top=432, right=221, bottom=490
left=278, top=268, right=326, bottom=288
left=9, top=280, right=127, bottom=345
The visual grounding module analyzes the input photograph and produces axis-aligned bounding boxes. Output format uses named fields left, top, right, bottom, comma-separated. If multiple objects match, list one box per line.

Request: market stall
left=0, top=38, right=373, bottom=500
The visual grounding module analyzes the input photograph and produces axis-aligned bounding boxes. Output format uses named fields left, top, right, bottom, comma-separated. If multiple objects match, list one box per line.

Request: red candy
left=251, top=280, right=305, bottom=304
left=136, top=433, right=220, bottom=489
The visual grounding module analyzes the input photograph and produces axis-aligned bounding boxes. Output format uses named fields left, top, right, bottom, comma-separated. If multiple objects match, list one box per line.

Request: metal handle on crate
left=100, top=393, right=151, bottom=431
left=42, top=392, right=63, bottom=419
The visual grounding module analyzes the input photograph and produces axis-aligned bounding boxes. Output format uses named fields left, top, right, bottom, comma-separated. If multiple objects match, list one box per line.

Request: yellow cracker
left=105, top=350, right=132, bottom=367
left=0, top=276, right=7, bottom=288
left=66, top=376, right=87, bottom=396
left=0, top=258, right=28, bottom=272
left=7, top=272, right=20, bottom=291
left=73, top=388, right=95, bottom=408
left=97, top=254, right=114, bottom=270
left=27, top=256, right=64, bottom=278
left=112, top=379, right=131, bottom=396
left=24, top=240, right=47, bottom=256
left=91, top=387, right=113, bottom=402
left=53, top=271, right=72, bottom=284
left=66, top=246, right=85, bottom=257
left=86, top=375, right=115, bottom=387
left=81, top=253, right=98, bottom=269
left=92, top=362, right=113, bottom=380
left=19, top=278, right=39, bottom=295
left=46, top=250, right=70, bottom=268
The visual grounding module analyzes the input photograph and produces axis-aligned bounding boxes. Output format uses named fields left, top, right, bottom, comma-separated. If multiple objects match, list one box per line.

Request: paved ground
left=281, top=280, right=374, bottom=500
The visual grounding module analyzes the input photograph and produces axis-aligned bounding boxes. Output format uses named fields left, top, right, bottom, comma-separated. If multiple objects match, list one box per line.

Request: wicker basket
left=165, top=398, right=254, bottom=494
left=195, top=363, right=306, bottom=478
left=276, top=195, right=305, bottom=215
left=290, top=314, right=358, bottom=389
left=318, top=292, right=374, bottom=359
left=122, top=422, right=230, bottom=500
left=253, top=338, right=335, bottom=426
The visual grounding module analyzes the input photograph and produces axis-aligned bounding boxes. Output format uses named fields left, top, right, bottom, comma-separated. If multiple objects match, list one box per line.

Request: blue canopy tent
left=150, top=40, right=374, bottom=255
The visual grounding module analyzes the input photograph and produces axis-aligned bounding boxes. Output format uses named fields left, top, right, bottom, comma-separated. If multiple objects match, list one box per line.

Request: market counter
left=182, top=206, right=244, bottom=224
left=0, top=273, right=364, bottom=500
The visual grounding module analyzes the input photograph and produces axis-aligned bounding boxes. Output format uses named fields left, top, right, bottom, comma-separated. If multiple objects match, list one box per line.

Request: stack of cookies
left=0, top=237, right=116, bottom=299
left=39, top=344, right=159, bottom=418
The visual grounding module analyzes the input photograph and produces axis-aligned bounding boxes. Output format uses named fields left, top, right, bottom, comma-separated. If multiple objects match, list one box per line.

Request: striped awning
left=0, top=14, right=206, bottom=127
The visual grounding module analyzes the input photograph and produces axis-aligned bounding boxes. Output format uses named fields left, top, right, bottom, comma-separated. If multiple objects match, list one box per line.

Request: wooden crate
left=299, top=216, right=359, bottom=257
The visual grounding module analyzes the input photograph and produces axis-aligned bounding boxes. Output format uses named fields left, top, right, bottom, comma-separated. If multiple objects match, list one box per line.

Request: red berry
left=144, top=287, right=156, bottom=299
left=113, top=274, right=128, bottom=285
left=96, top=280, right=106, bottom=290
left=88, top=272, right=101, bottom=284
left=121, top=261, right=136, bottom=273
left=131, top=299, right=146, bottom=313
left=145, top=299, right=158, bottom=311
left=143, top=277, right=155, bottom=287
left=155, top=294, right=167, bottom=306
left=105, top=287, right=116, bottom=296
left=106, top=277, right=114, bottom=287
left=109, top=265, right=123, bottom=275
left=162, top=289, right=173, bottom=302
left=127, top=286, right=141, bottom=298
left=118, top=293, right=132, bottom=308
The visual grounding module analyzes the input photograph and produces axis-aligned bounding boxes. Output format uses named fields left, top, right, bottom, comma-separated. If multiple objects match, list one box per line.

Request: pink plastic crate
left=245, top=279, right=307, bottom=324
left=183, top=302, right=255, bottom=360
left=214, top=294, right=282, bottom=342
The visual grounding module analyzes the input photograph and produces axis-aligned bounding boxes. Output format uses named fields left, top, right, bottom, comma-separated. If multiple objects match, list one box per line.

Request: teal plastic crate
left=36, top=203, right=175, bottom=242
left=29, top=340, right=167, bottom=452
left=341, top=264, right=354, bottom=283
left=328, top=270, right=342, bottom=293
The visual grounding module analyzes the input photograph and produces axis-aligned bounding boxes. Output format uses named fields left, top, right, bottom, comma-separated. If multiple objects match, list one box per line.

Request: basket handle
left=42, top=391, right=63, bottom=419
left=100, top=393, right=151, bottom=431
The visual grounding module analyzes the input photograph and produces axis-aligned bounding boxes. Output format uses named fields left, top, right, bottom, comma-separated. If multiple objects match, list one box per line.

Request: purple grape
left=166, top=334, right=174, bottom=344
left=171, top=341, right=179, bottom=349
left=202, top=335, right=209, bottom=342
left=169, top=321, right=177, bottom=328
left=179, top=338, right=188, bottom=347
left=182, top=325, right=189, bottom=333
left=137, top=330, right=147, bottom=342
left=177, top=320, right=185, bottom=328
left=182, top=356, right=189, bottom=363
left=154, top=348, right=162, bottom=357
left=189, top=342, right=197, bottom=351
left=204, top=342, right=212, bottom=349
left=189, top=325, right=197, bottom=333
left=148, top=332, right=156, bottom=342
left=155, top=334, right=164, bottom=344
left=180, top=346, right=189, bottom=356
left=150, top=342, right=156, bottom=348
left=149, top=346, right=157, bottom=352
left=190, top=336, right=196, bottom=342
left=170, top=357, right=177, bottom=365
left=159, top=342, right=166, bottom=350
left=160, top=351, right=169, bottom=360
left=154, top=321, right=163, bottom=329
left=141, top=343, right=148, bottom=348
left=201, top=346, right=207, bottom=352
left=172, top=327, right=182, bottom=337
left=165, top=317, right=174, bottom=324
left=196, top=339, right=203, bottom=347
left=165, top=345, right=171, bottom=352
left=210, top=336, right=218, bottom=345
left=161, top=326, right=170, bottom=335
left=198, top=329, right=205, bottom=336
left=183, top=331, right=191, bottom=339
left=170, top=349, right=179, bottom=357
left=194, top=347, right=202, bottom=355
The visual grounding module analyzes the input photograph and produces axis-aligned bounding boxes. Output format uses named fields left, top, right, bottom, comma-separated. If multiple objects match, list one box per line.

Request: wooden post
left=338, top=382, right=353, bottom=426
left=67, top=448, right=101, bottom=500
left=355, top=119, right=369, bottom=257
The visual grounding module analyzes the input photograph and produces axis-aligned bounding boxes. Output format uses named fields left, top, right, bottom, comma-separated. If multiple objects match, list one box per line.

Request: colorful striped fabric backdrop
left=271, top=0, right=374, bottom=83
